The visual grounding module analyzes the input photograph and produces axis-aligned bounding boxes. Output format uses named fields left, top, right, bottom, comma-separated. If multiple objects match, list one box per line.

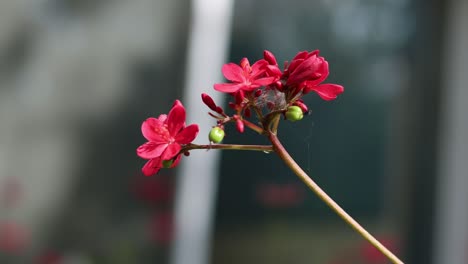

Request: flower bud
left=235, top=90, right=245, bottom=105
left=285, top=106, right=304, bottom=122
left=244, top=107, right=251, bottom=118
left=293, top=100, right=308, bottom=113
left=263, top=50, right=278, bottom=65
left=162, top=160, right=173, bottom=168
left=201, top=93, right=217, bottom=111
left=209, top=127, right=225, bottom=143
left=236, top=119, right=245, bottom=133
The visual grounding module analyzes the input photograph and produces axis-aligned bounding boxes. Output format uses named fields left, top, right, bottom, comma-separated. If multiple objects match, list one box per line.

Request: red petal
left=175, top=124, right=199, bottom=144
left=137, top=142, right=168, bottom=159
left=235, top=90, right=245, bottom=105
left=304, top=59, right=329, bottom=86
left=170, top=154, right=182, bottom=168
left=142, top=158, right=161, bottom=176
left=286, top=59, right=303, bottom=75
left=250, top=59, right=268, bottom=78
left=161, top=143, right=181, bottom=160
left=141, top=117, right=166, bottom=142
left=266, top=65, right=282, bottom=78
left=253, top=76, right=276, bottom=86
left=307, top=50, right=320, bottom=57
left=292, top=51, right=309, bottom=61
left=172, top=100, right=183, bottom=109
left=221, top=63, right=245, bottom=82
left=167, top=101, right=186, bottom=136
left=214, top=83, right=245, bottom=93
left=306, top=83, right=344, bottom=101
left=287, top=55, right=322, bottom=86
left=263, top=50, right=278, bottom=65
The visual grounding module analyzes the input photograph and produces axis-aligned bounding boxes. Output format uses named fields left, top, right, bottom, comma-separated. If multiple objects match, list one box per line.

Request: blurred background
left=0, top=0, right=467, bottom=263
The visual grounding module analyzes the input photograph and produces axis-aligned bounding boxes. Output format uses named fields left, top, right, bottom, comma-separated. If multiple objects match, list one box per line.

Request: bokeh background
left=0, top=0, right=467, bottom=263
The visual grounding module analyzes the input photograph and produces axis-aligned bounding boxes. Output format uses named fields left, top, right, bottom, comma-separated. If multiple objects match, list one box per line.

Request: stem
left=184, top=143, right=273, bottom=152
left=242, top=119, right=264, bottom=134
left=270, top=114, right=281, bottom=134
left=268, top=132, right=404, bottom=264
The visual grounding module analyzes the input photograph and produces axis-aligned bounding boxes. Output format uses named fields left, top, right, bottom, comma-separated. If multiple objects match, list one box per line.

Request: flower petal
left=287, top=55, right=322, bottom=86
left=141, top=117, right=167, bottom=142
left=137, top=142, right=168, bottom=159
left=170, top=154, right=182, bottom=168
left=252, top=76, right=276, bottom=87
left=266, top=65, right=282, bottom=78
left=214, top=83, right=245, bottom=93
left=142, top=158, right=161, bottom=176
left=291, top=51, right=309, bottom=61
left=221, top=63, right=245, bottom=82
left=263, top=50, right=278, bottom=65
left=175, top=124, right=199, bottom=144
left=161, top=143, right=181, bottom=161
left=250, top=59, right=268, bottom=78
left=303, top=60, right=329, bottom=87
left=167, top=101, right=186, bottom=136
left=305, top=83, right=344, bottom=101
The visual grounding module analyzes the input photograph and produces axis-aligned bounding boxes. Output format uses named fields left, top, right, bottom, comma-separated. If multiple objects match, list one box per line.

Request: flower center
left=154, top=125, right=174, bottom=143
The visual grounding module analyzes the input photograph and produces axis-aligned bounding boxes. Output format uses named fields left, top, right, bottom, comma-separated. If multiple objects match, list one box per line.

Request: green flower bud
left=209, top=127, right=225, bottom=143
left=162, top=159, right=173, bottom=168
left=285, top=106, right=304, bottom=122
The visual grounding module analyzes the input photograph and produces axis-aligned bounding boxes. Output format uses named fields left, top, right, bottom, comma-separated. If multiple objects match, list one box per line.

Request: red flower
left=286, top=50, right=344, bottom=101
left=37, top=250, right=63, bottom=264
left=360, top=236, right=398, bottom=264
left=0, top=221, right=29, bottom=254
left=214, top=58, right=276, bottom=93
left=137, top=100, right=199, bottom=176
left=149, top=211, right=174, bottom=245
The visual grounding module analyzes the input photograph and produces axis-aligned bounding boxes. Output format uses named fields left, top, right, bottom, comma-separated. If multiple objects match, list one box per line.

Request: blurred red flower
left=0, top=221, right=29, bottom=254
left=36, top=250, right=63, bottom=264
left=149, top=211, right=174, bottom=245
left=132, top=175, right=173, bottom=204
left=0, top=177, right=22, bottom=208
left=256, top=182, right=305, bottom=208
left=360, top=236, right=398, bottom=264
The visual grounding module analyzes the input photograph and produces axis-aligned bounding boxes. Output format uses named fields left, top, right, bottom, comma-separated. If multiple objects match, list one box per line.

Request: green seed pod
left=285, top=106, right=304, bottom=122
left=162, top=159, right=173, bottom=168
left=209, top=127, right=225, bottom=143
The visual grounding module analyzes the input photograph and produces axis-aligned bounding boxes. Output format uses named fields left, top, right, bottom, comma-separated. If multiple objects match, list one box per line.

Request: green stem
left=268, top=132, right=404, bottom=264
left=184, top=143, right=273, bottom=152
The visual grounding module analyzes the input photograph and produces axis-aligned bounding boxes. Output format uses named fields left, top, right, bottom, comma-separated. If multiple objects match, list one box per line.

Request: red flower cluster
left=137, top=50, right=343, bottom=176
left=205, top=50, right=344, bottom=134
left=137, top=100, right=199, bottom=176
left=214, top=50, right=343, bottom=102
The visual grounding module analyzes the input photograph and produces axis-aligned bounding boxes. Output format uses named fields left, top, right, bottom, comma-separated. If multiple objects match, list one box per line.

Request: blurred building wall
left=433, top=0, right=468, bottom=263
left=0, top=0, right=188, bottom=261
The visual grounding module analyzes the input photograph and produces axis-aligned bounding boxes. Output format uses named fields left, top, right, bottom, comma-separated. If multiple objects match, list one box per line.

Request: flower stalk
left=183, top=143, right=273, bottom=152
left=268, top=131, right=404, bottom=264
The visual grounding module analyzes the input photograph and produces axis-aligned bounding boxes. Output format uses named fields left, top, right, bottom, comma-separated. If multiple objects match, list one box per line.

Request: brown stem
left=184, top=143, right=273, bottom=152
left=268, top=132, right=404, bottom=264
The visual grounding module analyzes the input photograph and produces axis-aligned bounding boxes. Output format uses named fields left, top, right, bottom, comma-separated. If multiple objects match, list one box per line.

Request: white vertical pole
left=433, top=0, right=468, bottom=263
left=171, top=0, right=234, bottom=264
